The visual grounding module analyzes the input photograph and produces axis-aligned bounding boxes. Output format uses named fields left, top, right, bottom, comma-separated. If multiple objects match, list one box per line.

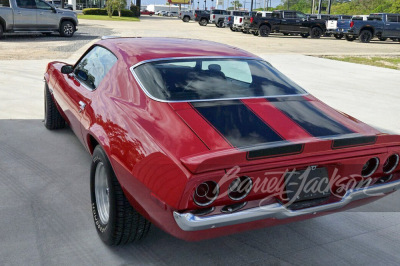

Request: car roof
left=97, top=37, right=259, bottom=67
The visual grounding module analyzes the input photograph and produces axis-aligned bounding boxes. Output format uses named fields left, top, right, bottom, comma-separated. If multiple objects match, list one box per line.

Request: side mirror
left=52, top=7, right=57, bottom=13
left=61, top=65, right=73, bottom=74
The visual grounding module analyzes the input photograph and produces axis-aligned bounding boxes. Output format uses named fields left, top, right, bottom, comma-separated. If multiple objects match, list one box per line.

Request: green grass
left=323, top=56, right=400, bottom=70
left=77, top=14, right=139, bottom=22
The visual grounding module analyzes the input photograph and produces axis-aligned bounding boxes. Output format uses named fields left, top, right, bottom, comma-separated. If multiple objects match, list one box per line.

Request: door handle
left=79, top=101, right=86, bottom=113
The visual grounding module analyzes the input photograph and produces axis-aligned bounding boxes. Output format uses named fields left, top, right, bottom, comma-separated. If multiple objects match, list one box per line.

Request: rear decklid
left=337, top=19, right=352, bottom=30
left=170, top=96, right=385, bottom=173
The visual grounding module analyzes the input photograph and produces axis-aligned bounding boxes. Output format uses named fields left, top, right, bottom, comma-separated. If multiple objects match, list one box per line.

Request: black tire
left=44, top=82, right=65, bottom=130
left=259, top=25, right=270, bottom=37
left=334, top=34, right=343, bottom=39
left=0, top=25, right=3, bottom=39
left=378, top=37, right=387, bottom=41
left=310, top=27, right=323, bottom=39
left=60, top=21, right=75, bottom=37
left=182, top=16, right=189, bottom=22
left=283, top=32, right=289, bottom=36
left=301, top=33, right=309, bottom=38
left=345, top=35, right=356, bottom=42
left=359, top=30, right=372, bottom=43
left=91, top=145, right=151, bottom=246
left=230, top=26, right=235, bottom=31
left=252, top=31, right=259, bottom=36
left=217, top=20, right=224, bottom=28
left=199, top=18, right=207, bottom=26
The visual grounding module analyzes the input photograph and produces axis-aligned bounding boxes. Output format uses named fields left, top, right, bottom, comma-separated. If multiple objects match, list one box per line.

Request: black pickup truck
left=338, top=13, right=400, bottom=43
left=247, top=10, right=326, bottom=38
left=195, top=10, right=210, bottom=26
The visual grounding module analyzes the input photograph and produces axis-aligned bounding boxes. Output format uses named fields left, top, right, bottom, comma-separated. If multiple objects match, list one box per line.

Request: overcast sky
left=140, top=0, right=282, bottom=10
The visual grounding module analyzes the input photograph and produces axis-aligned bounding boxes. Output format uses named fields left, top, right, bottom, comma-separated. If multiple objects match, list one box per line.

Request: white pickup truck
left=0, top=0, right=78, bottom=38
left=326, top=15, right=353, bottom=39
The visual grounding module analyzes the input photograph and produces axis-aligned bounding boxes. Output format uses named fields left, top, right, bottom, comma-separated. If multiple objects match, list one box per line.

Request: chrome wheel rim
left=95, top=162, right=110, bottom=225
left=64, top=24, right=73, bottom=35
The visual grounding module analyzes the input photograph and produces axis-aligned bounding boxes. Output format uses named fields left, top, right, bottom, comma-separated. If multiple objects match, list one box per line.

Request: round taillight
left=361, top=157, right=379, bottom=177
left=228, top=176, right=253, bottom=201
left=193, top=181, right=219, bottom=206
left=383, top=154, right=399, bottom=174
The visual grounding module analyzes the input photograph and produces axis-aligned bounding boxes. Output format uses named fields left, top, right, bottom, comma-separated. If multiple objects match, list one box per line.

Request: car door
left=35, top=0, right=58, bottom=29
left=384, top=14, right=400, bottom=38
left=280, top=11, right=296, bottom=32
left=57, top=46, right=118, bottom=145
left=294, top=12, right=307, bottom=32
left=13, top=0, right=37, bottom=30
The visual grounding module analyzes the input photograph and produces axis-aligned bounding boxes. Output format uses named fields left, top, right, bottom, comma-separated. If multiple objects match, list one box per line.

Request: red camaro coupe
left=44, top=37, right=400, bottom=245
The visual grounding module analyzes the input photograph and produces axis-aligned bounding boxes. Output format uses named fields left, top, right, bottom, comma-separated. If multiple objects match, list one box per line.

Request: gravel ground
left=0, top=22, right=114, bottom=60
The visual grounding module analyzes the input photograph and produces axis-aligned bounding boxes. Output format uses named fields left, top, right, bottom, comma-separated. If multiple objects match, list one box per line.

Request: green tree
left=230, top=0, right=242, bottom=9
left=106, top=0, right=115, bottom=17
left=114, top=0, right=127, bottom=17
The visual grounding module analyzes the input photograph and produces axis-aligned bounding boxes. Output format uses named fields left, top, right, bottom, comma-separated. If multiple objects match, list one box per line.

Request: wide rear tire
left=259, top=25, right=270, bottom=37
left=91, top=145, right=151, bottom=246
left=44, top=83, right=65, bottom=130
left=359, top=30, right=372, bottom=43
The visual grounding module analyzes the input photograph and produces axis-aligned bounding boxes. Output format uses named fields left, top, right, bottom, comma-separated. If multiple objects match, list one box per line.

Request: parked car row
left=180, top=9, right=400, bottom=43
left=156, top=10, right=178, bottom=17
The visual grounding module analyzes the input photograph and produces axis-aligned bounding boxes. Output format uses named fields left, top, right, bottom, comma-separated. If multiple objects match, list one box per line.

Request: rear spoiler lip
left=180, top=134, right=400, bottom=174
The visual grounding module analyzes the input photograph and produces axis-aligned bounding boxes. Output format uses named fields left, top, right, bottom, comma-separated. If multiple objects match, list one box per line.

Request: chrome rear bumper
left=173, top=180, right=400, bottom=231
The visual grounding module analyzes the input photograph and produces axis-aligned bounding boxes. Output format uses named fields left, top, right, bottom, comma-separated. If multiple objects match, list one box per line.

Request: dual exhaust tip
left=362, top=154, right=399, bottom=178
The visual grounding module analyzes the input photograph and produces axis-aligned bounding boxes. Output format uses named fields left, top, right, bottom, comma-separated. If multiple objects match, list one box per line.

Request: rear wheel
left=44, top=83, right=65, bottom=130
left=91, top=146, right=151, bottom=246
left=345, top=35, right=356, bottom=41
left=359, top=30, right=372, bottom=43
left=310, top=27, right=323, bottom=38
left=199, top=18, right=207, bottom=26
left=183, top=16, right=189, bottom=22
left=60, top=21, right=75, bottom=37
left=334, top=34, right=343, bottom=39
left=217, top=20, right=224, bottom=28
left=259, top=25, right=270, bottom=37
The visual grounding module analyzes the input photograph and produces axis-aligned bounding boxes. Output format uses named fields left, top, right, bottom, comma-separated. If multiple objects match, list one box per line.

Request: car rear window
left=0, top=0, right=10, bottom=7
left=133, top=58, right=307, bottom=102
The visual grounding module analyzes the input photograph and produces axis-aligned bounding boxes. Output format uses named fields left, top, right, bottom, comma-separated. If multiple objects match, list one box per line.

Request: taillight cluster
left=228, top=17, right=231, bottom=21
left=195, top=14, right=197, bottom=18
left=239, top=18, right=243, bottom=23
left=250, top=17, right=254, bottom=23
left=212, top=15, right=215, bottom=19
left=193, top=176, right=253, bottom=207
left=350, top=21, right=354, bottom=28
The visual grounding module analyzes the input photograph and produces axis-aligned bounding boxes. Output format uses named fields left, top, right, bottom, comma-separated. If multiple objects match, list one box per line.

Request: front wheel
left=259, top=25, right=270, bottom=37
left=60, top=21, right=75, bottom=37
left=310, top=27, right=323, bottom=39
left=183, top=16, right=189, bottom=22
left=44, top=83, right=65, bottom=130
left=199, top=18, right=208, bottom=26
left=358, top=30, right=372, bottom=43
left=345, top=35, right=356, bottom=42
left=334, top=34, right=343, bottom=39
left=91, top=146, right=151, bottom=246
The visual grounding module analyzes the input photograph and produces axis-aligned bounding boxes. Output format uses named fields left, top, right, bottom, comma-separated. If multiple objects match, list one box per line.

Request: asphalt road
left=1, top=18, right=400, bottom=266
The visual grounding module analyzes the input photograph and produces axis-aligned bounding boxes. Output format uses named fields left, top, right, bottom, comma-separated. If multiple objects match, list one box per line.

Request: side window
left=284, top=12, right=295, bottom=19
left=74, top=46, right=118, bottom=90
left=0, top=0, right=10, bottom=7
left=16, top=0, right=37, bottom=8
left=201, top=60, right=252, bottom=84
left=387, top=15, right=398, bottom=23
left=36, top=0, right=52, bottom=9
left=296, top=12, right=306, bottom=19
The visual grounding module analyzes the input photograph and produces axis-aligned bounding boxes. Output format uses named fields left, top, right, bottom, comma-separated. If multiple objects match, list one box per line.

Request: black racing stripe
left=273, top=101, right=354, bottom=137
left=191, top=100, right=284, bottom=148
left=247, top=144, right=304, bottom=160
left=332, top=136, right=377, bottom=149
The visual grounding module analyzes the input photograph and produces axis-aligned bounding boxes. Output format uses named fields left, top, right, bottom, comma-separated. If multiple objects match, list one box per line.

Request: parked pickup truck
left=230, top=11, right=250, bottom=31
left=0, top=0, right=78, bottom=38
left=195, top=10, right=210, bottom=26
left=242, top=11, right=272, bottom=35
left=326, top=14, right=353, bottom=39
left=180, top=10, right=203, bottom=22
left=339, top=13, right=400, bottom=42
left=247, top=10, right=326, bottom=38
left=210, top=9, right=230, bottom=27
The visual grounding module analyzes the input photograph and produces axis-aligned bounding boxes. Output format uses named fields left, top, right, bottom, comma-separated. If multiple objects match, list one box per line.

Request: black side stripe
left=332, top=136, right=377, bottom=149
left=191, top=100, right=284, bottom=148
left=247, top=143, right=304, bottom=160
left=273, top=101, right=354, bottom=137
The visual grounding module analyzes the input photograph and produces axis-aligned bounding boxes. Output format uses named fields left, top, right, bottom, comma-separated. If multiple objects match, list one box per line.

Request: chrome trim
left=173, top=179, right=400, bottom=231
left=193, top=181, right=219, bottom=207
left=383, top=154, right=399, bottom=174
left=228, top=176, right=253, bottom=201
left=362, top=157, right=380, bottom=178
left=129, top=56, right=309, bottom=103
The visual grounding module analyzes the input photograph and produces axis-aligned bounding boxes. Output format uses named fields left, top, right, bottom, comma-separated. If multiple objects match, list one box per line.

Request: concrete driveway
left=1, top=18, right=400, bottom=266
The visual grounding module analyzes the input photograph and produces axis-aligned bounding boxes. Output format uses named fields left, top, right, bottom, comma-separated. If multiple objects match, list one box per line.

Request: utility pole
left=327, top=0, right=332, bottom=14
left=318, top=0, right=322, bottom=14
left=311, top=0, right=315, bottom=14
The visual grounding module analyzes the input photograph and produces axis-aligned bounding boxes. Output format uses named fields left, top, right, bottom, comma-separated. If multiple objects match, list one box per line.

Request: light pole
left=204, top=0, right=206, bottom=9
